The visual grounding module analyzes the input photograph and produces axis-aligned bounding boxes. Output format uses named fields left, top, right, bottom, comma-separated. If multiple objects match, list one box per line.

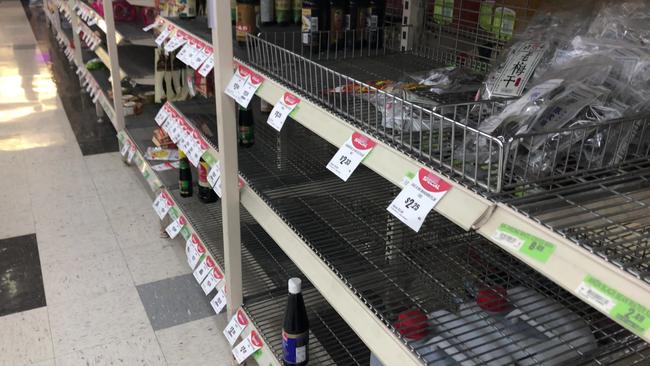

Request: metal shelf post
left=101, top=0, right=125, bottom=131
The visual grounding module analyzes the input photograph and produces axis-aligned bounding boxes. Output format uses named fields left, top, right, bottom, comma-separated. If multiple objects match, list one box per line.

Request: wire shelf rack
left=233, top=106, right=649, bottom=365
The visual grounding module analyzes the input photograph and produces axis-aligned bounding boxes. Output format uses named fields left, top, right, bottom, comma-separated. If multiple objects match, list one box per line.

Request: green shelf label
left=579, top=276, right=650, bottom=335
left=202, top=151, right=218, bottom=167
left=494, top=224, right=556, bottom=263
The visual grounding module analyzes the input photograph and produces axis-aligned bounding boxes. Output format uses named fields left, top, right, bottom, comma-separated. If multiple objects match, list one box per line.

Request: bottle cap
left=394, top=309, right=429, bottom=341
left=288, top=277, right=302, bottom=294
left=476, top=285, right=509, bottom=313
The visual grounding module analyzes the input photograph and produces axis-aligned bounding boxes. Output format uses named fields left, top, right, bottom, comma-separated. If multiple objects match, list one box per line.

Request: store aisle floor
left=0, top=2, right=231, bottom=365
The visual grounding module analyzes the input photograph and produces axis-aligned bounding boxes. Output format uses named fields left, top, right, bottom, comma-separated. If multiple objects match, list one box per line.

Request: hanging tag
left=326, top=132, right=376, bottom=181
left=188, top=44, right=211, bottom=70
left=197, top=54, right=214, bottom=77
left=152, top=191, right=173, bottom=220
left=223, top=309, right=249, bottom=346
left=120, top=139, right=130, bottom=157
left=236, top=72, right=264, bottom=108
left=267, top=92, right=300, bottom=132
left=210, top=288, right=227, bottom=314
left=92, top=92, right=100, bottom=104
left=163, top=32, right=186, bottom=52
left=207, top=162, right=221, bottom=188
left=165, top=117, right=182, bottom=143
left=155, top=103, right=171, bottom=126
left=187, top=131, right=208, bottom=167
left=193, top=255, right=215, bottom=284
left=87, top=16, right=98, bottom=26
left=165, top=216, right=186, bottom=239
left=224, top=65, right=249, bottom=101
left=155, top=26, right=173, bottom=47
left=201, top=266, right=223, bottom=295
left=127, top=144, right=137, bottom=164
left=387, top=168, right=451, bottom=232
left=175, top=41, right=197, bottom=65
left=186, top=234, right=205, bottom=269
left=232, top=331, right=263, bottom=364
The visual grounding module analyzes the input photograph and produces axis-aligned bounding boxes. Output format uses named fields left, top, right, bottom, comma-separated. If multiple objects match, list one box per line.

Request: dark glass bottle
left=275, top=0, right=291, bottom=24
left=179, top=150, right=193, bottom=197
left=329, top=0, right=347, bottom=47
left=238, top=105, right=255, bottom=147
left=302, top=0, right=329, bottom=47
left=282, top=278, right=309, bottom=366
left=198, top=158, right=218, bottom=203
left=236, top=0, right=257, bottom=44
left=291, top=0, right=302, bottom=24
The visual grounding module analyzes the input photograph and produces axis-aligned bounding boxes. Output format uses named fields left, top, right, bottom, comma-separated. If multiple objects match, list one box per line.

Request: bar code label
left=577, top=276, right=650, bottom=336
left=223, top=309, right=248, bottom=345
left=492, top=224, right=556, bottom=263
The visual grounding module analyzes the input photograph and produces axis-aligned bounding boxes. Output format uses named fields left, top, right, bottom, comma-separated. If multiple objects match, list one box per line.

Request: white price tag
left=92, top=92, right=100, bottom=104
left=186, top=132, right=208, bottom=167
left=193, top=255, right=216, bottom=284
left=142, top=22, right=158, bottom=32
left=267, top=92, right=300, bottom=132
left=186, top=234, right=205, bottom=269
left=201, top=266, right=223, bottom=295
left=207, top=162, right=221, bottom=188
left=165, top=117, right=183, bottom=143
left=87, top=16, right=97, bottom=26
left=576, top=282, right=616, bottom=313
left=236, top=72, right=264, bottom=108
left=492, top=230, right=525, bottom=251
left=197, top=54, right=214, bottom=77
left=387, top=169, right=451, bottom=232
left=155, top=103, right=172, bottom=126
left=163, top=33, right=186, bottom=52
left=187, top=44, right=211, bottom=70
left=155, top=26, right=172, bottom=47
left=127, top=144, right=137, bottom=164
left=175, top=41, right=198, bottom=65
left=209, top=288, right=227, bottom=314
left=232, top=331, right=263, bottom=364
left=120, top=139, right=130, bottom=156
left=223, top=309, right=249, bottom=346
left=165, top=216, right=186, bottom=239
left=224, top=65, right=248, bottom=101
left=152, top=191, right=173, bottom=220
left=326, top=132, right=376, bottom=181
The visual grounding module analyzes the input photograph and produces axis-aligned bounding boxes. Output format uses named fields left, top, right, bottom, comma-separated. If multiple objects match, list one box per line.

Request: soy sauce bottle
left=238, top=105, right=255, bottom=147
left=198, top=158, right=218, bottom=203
left=282, top=278, right=309, bottom=366
left=179, top=150, right=193, bottom=197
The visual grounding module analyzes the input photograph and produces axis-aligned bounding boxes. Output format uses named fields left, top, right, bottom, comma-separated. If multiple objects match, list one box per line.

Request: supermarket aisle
left=0, top=2, right=230, bottom=365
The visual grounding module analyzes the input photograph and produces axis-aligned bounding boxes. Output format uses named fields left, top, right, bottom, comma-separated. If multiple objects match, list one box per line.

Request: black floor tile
left=20, top=1, right=119, bottom=156
left=0, top=234, right=46, bottom=317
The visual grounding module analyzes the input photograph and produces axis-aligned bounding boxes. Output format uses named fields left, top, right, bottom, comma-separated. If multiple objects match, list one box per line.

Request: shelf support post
left=212, top=0, right=243, bottom=321
left=101, top=0, right=125, bottom=131
left=69, top=4, right=84, bottom=73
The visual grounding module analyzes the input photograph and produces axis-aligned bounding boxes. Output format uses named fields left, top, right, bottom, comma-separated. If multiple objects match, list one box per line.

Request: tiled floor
left=0, top=2, right=231, bottom=365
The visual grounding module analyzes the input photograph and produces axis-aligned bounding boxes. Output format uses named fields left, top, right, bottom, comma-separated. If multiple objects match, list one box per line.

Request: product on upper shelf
left=329, top=0, right=347, bottom=46
left=178, top=150, right=193, bottom=197
left=198, top=158, right=218, bottom=203
left=238, top=104, right=255, bottom=147
left=292, top=0, right=302, bottom=24
left=177, top=0, right=197, bottom=18
left=236, top=0, right=257, bottom=44
left=152, top=127, right=176, bottom=149
left=275, top=0, right=291, bottom=24
left=301, top=0, right=329, bottom=47
left=261, top=0, right=275, bottom=25
left=282, top=278, right=309, bottom=366
left=144, top=147, right=179, bottom=161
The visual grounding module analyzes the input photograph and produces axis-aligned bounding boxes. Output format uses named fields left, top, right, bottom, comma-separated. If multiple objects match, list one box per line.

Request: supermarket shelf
left=93, top=44, right=154, bottom=85
left=159, top=16, right=212, bottom=44
left=237, top=59, right=650, bottom=343
left=115, top=21, right=156, bottom=47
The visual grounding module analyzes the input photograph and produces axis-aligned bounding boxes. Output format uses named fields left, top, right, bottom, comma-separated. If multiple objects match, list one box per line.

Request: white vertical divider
left=69, top=2, right=84, bottom=73
left=211, top=0, right=244, bottom=327
left=101, top=0, right=125, bottom=130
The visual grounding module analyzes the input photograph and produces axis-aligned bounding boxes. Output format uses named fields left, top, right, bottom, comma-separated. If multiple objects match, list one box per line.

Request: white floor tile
left=98, top=187, right=155, bottom=220
left=54, top=333, right=167, bottom=366
left=37, top=219, right=120, bottom=264
left=0, top=307, right=54, bottom=365
left=122, top=237, right=191, bottom=285
left=28, top=359, right=56, bottom=366
left=109, top=211, right=166, bottom=250
left=41, top=249, right=133, bottom=305
left=48, top=286, right=152, bottom=356
left=0, top=205, right=34, bottom=240
left=84, top=152, right=130, bottom=174
left=155, top=315, right=231, bottom=366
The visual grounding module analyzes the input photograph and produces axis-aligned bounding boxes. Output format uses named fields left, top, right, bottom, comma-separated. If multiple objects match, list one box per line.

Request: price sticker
left=155, top=103, right=171, bottom=126
left=492, top=224, right=556, bottom=263
left=577, top=275, right=650, bottom=335
left=201, top=266, right=224, bottom=295
left=210, top=288, right=227, bottom=314
left=155, top=26, right=172, bottom=47
left=236, top=72, right=264, bottom=108
left=326, top=132, right=376, bottom=181
left=232, top=331, right=263, bottom=364
left=207, top=161, right=221, bottom=188
left=165, top=216, right=186, bottom=239
left=186, top=234, right=205, bottom=269
left=152, top=191, right=173, bottom=220
left=224, top=65, right=249, bottom=101
left=223, top=309, right=249, bottom=346
left=127, top=144, right=137, bottom=164
left=387, top=168, right=451, bottom=232
left=193, top=255, right=215, bottom=284
left=120, top=139, right=130, bottom=157
left=188, top=44, right=211, bottom=70
left=197, top=54, right=214, bottom=77
left=163, top=32, right=186, bottom=52
left=175, top=41, right=198, bottom=65
left=267, top=92, right=300, bottom=132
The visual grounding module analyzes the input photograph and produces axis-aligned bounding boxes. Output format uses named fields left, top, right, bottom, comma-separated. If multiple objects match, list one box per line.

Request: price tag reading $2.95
left=326, top=132, right=376, bottom=181
left=267, top=92, right=300, bottom=132
left=387, top=168, right=451, bottom=232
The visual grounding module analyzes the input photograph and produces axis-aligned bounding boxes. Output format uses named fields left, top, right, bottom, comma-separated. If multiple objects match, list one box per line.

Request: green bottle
left=179, top=150, right=193, bottom=197
left=238, top=105, right=255, bottom=147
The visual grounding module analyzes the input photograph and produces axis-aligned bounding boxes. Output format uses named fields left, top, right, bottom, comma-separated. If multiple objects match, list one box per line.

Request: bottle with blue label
left=283, top=277, right=309, bottom=365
